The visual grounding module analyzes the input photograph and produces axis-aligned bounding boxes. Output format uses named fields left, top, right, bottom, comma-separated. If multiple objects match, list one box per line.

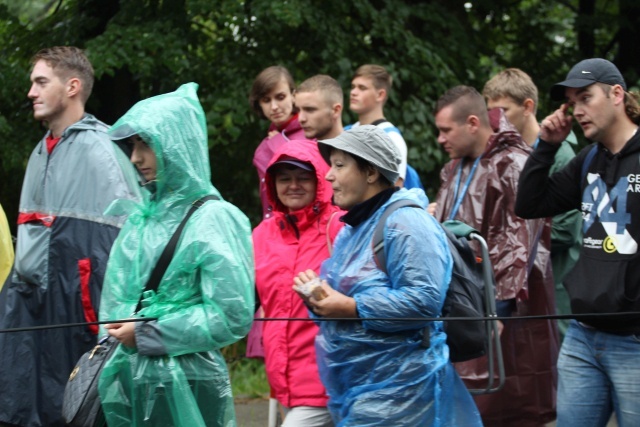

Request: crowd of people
left=0, top=45, right=638, bottom=427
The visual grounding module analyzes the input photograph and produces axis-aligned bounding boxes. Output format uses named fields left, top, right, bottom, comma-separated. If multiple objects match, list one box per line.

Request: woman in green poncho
left=98, top=83, right=255, bottom=427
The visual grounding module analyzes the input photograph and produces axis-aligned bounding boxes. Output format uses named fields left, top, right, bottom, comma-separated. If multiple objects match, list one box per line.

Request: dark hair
left=435, top=85, right=489, bottom=127
left=249, top=66, right=298, bottom=119
left=32, top=46, right=94, bottom=104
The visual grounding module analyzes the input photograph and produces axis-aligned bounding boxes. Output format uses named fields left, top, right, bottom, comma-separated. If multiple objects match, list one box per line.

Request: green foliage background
left=1, top=0, right=639, bottom=230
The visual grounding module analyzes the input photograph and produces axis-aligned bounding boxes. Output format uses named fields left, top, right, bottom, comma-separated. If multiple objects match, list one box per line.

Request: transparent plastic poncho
left=317, top=188, right=482, bottom=426
left=97, top=83, right=254, bottom=427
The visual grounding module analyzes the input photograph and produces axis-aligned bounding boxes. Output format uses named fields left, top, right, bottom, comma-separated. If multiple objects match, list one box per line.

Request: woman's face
left=274, top=166, right=317, bottom=212
left=129, top=135, right=157, bottom=181
left=325, top=149, right=372, bottom=211
left=259, top=77, right=295, bottom=127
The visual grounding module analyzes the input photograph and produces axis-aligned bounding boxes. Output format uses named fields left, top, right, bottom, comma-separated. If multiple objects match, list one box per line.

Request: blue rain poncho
left=97, top=83, right=254, bottom=427
left=317, top=188, right=482, bottom=426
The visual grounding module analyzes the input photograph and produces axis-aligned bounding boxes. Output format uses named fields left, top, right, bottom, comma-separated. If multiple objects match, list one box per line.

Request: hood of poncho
left=109, top=83, right=214, bottom=207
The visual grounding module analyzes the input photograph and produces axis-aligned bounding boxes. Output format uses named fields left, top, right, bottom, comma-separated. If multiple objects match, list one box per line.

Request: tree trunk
left=577, top=0, right=596, bottom=58
left=616, top=0, right=640, bottom=85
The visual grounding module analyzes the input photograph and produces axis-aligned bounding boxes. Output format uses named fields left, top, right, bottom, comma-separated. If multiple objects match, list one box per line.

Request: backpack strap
left=134, top=194, right=220, bottom=314
left=372, top=199, right=422, bottom=274
left=581, top=144, right=598, bottom=182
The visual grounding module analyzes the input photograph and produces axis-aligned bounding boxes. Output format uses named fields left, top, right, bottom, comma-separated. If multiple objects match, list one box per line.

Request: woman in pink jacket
left=253, top=141, right=344, bottom=427
left=250, top=66, right=306, bottom=219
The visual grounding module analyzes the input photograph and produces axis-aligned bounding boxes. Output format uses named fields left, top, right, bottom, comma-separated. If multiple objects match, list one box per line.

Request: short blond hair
left=297, top=74, right=343, bottom=106
left=483, top=68, right=538, bottom=114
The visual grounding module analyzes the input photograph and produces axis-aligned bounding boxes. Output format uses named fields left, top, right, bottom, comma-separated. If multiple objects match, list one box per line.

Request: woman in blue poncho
left=294, top=125, right=481, bottom=426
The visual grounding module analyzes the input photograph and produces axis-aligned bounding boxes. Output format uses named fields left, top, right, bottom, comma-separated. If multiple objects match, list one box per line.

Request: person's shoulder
left=489, top=134, right=530, bottom=164
left=67, top=115, right=113, bottom=146
left=385, top=189, right=429, bottom=213
left=553, top=139, right=577, bottom=165
left=197, top=196, right=251, bottom=228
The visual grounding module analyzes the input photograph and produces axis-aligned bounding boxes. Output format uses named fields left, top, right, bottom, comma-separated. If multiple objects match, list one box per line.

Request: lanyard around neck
left=448, top=156, right=482, bottom=221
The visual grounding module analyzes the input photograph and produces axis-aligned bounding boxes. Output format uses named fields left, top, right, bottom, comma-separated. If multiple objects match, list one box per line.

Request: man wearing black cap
left=516, top=58, right=640, bottom=426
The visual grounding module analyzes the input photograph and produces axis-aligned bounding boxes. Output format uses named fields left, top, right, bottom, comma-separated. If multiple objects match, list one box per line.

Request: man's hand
left=294, top=269, right=357, bottom=318
left=539, top=103, right=573, bottom=145
left=104, top=321, right=137, bottom=348
left=427, top=202, right=437, bottom=216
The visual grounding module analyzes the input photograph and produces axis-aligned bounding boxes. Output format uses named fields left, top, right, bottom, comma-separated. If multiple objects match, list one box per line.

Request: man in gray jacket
left=0, top=46, right=139, bottom=427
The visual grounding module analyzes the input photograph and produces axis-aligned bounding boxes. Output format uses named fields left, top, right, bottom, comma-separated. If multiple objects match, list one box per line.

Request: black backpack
left=372, top=199, right=489, bottom=362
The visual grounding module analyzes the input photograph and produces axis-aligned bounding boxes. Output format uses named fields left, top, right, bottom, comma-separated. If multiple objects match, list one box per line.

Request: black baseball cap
left=550, top=58, right=627, bottom=101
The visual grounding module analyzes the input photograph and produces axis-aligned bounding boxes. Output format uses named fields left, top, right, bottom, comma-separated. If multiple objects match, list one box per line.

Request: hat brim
left=318, top=134, right=399, bottom=185
left=550, top=78, right=597, bottom=101
left=267, top=159, right=314, bottom=174
left=109, top=124, right=138, bottom=141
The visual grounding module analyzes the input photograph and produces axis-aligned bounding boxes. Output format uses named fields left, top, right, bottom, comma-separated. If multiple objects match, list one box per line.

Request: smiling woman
left=252, top=141, right=344, bottom=427
left=271, top=159, right=317, bottom=212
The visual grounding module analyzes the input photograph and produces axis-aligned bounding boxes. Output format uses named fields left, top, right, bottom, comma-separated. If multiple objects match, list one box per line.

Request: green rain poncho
left=98, top=83, right=254, bottom=427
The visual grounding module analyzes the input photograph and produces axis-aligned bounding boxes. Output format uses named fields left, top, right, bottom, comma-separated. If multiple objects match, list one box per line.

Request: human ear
left=366, top=165, right=380, bottom=183
left=611, top=84, right=625, bottom=106
left=67, top=77, right=81, bottom=98
left=523, top=98, right=536, bottom=116
left=466, top=115, right=480, bottom=132
left=333, top=103, right=343, bottom=117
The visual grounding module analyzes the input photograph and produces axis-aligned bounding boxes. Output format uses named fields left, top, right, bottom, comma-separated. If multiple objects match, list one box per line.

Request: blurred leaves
left=1, top=0, right=638, bottom=229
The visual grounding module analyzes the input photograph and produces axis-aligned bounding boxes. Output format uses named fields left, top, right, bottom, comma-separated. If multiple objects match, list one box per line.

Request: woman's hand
left=294, top=269, right=357, bottom=318
left=104, top=321, right=137, bottom=348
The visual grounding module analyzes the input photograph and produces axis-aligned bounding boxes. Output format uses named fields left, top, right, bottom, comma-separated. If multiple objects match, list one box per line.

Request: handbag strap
left=134, top=194, right=219, bottom=314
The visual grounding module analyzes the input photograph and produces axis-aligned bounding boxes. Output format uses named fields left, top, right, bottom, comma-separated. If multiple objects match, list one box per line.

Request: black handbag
left=61, top=195, right=218, bottom=427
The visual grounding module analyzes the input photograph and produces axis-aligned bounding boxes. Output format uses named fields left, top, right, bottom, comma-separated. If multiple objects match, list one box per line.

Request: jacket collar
left=342, top=187, right=398, bottom=227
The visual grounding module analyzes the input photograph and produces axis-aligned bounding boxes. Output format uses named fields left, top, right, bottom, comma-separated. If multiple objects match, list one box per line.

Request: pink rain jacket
left=253, top=141, right=344, bottom=408
left=252, top=115, right=306, bottom=219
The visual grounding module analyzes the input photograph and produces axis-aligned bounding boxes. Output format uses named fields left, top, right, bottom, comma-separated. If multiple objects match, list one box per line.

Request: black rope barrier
left=1, top=311, right=639, bottom=334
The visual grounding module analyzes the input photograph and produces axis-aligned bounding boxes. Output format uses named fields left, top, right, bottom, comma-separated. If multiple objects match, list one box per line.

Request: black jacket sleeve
left=515, top=139, right=585, bottom=219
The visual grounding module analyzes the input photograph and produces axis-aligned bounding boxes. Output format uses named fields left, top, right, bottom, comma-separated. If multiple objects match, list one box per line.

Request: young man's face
left=296, top=90, right=336, bottom=140
left=28, top=60, right=68, bottom=123
left=486, top=96, right=528, bottom=135
left=349, top=76, right=382, bottom=115
left=435, top=105, right=478, bottom=159
left=566, top=84, right=617, bottom=142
